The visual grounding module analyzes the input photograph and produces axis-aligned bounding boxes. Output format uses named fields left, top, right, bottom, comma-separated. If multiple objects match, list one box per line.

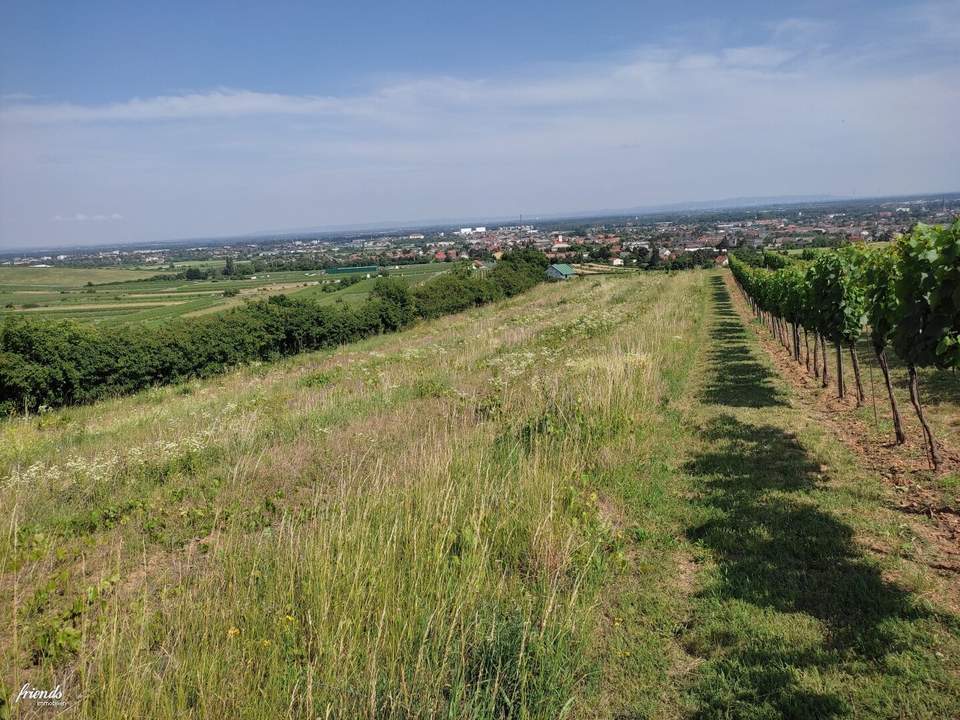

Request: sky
left=1, top=1, right=958, bottom=249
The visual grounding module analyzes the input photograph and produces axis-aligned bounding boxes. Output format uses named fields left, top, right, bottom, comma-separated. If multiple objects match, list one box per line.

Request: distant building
left=546, top=263, right=576, bottom=280
left=611, top=258, right=624, bottom=267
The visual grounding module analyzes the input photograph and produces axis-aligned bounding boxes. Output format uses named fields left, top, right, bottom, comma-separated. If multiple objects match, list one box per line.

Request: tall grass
left=2, top=271, right=708, bottom=718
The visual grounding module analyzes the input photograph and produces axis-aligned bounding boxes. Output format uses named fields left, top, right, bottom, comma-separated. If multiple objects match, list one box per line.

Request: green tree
left=648, top=242, right=660, bottom=269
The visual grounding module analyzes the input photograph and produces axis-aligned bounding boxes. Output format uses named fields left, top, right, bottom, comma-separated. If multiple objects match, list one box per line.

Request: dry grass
left=4, top=270, right=958, bottom=719
left=1, top=271, right=708, bottom=718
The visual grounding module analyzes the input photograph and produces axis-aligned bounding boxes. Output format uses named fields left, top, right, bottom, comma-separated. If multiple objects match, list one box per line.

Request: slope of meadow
left=2, top=270, right=959, bottom=719
left=2, top=271, right=707, bottom=717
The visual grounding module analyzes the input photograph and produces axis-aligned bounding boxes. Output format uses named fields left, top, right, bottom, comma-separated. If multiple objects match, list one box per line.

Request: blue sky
left=1, top=1, right=958, bottom=248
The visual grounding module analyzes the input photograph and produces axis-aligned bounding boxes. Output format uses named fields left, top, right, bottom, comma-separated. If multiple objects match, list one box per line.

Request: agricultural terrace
left=0, top=262, right=450, bottom=326
left=2, top=269, right=959, bottom=718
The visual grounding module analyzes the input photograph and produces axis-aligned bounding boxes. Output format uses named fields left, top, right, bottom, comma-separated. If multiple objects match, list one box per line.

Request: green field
left=0, top=263, right=451, bottom=325
left=781, top=240, right=893, bottom=256
left=2, top=270, right=958, bottom=718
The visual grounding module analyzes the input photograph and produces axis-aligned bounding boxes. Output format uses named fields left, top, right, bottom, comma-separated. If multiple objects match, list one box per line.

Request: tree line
left=729, top=221, right=959, bottom=470
left=137, top=253, right=453, bottom=283
left=0, top=250, right=549, bottom=415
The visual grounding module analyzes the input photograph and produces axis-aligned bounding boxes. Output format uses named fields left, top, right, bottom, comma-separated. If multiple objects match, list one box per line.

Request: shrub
left=0, top=250, right=549, bottom=413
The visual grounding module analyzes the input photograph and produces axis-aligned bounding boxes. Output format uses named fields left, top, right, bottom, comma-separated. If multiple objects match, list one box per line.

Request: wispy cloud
left=2, top=89, right=348, bottom=124
left=53, top=213, right=123, bottom=222
left=0, top=24, right=951, bottom=127
left=1, top=9, right=958, bottom=248
left=0, top=41, right=865, bottom=126
left=0, top=92, right=36, bottom=102
left=914, top=0, right=960, bottom=41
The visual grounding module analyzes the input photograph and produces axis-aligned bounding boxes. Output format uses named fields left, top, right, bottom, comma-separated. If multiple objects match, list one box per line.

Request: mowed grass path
left=670, top=277, right=960, bottom=718
left=2, top=271, right=958, bottom=718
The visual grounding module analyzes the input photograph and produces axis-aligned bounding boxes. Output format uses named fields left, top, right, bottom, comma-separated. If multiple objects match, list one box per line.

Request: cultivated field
left=0, top=263, right=449, bottom=325
left=2, top=271, right=959, bottom=718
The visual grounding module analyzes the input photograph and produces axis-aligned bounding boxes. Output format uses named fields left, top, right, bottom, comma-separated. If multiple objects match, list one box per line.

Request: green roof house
left=546, top=263, right=576, bottom=280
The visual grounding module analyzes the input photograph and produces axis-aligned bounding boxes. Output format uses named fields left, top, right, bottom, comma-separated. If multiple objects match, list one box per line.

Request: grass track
left=670, top=276, right=960, bottom=718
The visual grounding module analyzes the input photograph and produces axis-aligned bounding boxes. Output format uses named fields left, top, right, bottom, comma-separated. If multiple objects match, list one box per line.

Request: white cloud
left=0, top=27, right=950, bottom=127
left=1, top=12, right=958, bottom=249
left=2, top=89, right=349, bottom=124
left=1, top=92, right=35, bottom=102
left=53, top=212, right=123, bottom=222
left=721, top=46, right=796, bottom=68
left=2, top=51, right=784, bottom=126
left=896, top=0, right=960, bottom=41
left=770, top=17, right=833, bottom=41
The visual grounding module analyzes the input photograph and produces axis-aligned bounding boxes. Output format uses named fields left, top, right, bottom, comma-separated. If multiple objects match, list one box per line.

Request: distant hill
left=620, top=195, right=841, bottom=213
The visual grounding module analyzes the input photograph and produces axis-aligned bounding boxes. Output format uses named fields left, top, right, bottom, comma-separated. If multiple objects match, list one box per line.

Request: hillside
left=2, top=270, right=959, bottom=718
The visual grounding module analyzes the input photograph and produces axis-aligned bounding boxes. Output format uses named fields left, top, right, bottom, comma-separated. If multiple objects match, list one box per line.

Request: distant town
left=4, top=193, right=958, bottom=272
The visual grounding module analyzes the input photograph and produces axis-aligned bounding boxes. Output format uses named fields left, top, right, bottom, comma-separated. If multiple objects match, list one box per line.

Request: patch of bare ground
left=665, top=550, right=704, bottom=671
left=723, top=273, right=960, bottom=582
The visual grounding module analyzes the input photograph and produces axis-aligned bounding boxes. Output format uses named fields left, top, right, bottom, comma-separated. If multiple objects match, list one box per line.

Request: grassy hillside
left=2, top=271, right=958, bottom=718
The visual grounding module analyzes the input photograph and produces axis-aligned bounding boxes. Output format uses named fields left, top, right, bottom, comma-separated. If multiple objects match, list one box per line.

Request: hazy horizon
left=2, top=0, right=959, bottom=251
left=4, top=189, right=960, bottom=255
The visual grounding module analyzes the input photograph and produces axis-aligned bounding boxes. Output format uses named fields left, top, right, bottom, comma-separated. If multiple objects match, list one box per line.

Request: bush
left=0, top=250, right=549, bottom=413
